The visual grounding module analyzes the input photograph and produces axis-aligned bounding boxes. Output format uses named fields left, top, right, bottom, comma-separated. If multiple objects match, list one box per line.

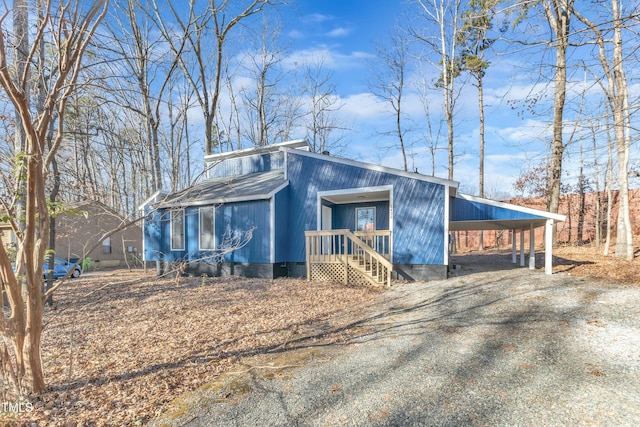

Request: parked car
left=44, top=257, right=82, bottom=279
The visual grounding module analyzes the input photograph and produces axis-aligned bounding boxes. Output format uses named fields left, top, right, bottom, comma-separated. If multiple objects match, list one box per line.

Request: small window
left=170, top=209, right=185, bottom=250
left=199, top=207, right=215, bottom=250
left=102, top=237, right=112, bottom=254
left=356, top=207, right=376, bottom=232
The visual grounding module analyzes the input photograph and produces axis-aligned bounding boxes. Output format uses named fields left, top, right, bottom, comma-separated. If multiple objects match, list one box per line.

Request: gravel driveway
left=153, top=256, right=640, bottom=426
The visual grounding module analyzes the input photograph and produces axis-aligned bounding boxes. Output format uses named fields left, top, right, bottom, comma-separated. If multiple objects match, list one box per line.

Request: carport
left=449, top=193, right=566, bottom=274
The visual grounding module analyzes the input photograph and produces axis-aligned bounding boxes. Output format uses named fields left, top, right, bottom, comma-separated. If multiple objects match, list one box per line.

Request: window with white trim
left=199, top=206, right=215, bottom=250
left=356, top=207, right=376, bottom=232
left=170, top=209, right=185, bottom=250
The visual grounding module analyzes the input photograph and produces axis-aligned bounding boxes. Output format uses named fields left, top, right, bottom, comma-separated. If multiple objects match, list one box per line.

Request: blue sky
left=269, top=1, right=640, bottom=198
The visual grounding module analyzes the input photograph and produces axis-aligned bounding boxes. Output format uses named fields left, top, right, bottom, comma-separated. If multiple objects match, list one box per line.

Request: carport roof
left=449, top=193, right=566, bottom=231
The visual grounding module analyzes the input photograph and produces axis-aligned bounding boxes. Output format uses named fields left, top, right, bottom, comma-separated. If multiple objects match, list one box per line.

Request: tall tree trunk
left=543, top=0, right=572, bottom=247
left=478, top=72, right=485, bottom=250
left=577, top=138, right=585, bottom=245
left=592, top=126, right=601, bottom=247
left=13, top=0, right=29, bottom=231
left=611, top=0, right=633, bottom=259
left=575, top=0, right=633, bottom=259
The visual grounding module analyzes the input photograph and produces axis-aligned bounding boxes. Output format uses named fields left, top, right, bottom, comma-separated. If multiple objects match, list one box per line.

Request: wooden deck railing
left=354, top=230, right=392, bottom=260
left=305, top=229, right=392, bottom=287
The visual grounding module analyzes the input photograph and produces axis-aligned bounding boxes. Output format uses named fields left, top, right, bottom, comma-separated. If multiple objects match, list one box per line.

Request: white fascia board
left=138, top=189, right=169, bottom=210
left=282, top=148, right=459, bottom=191
left=456, top=193, right=567, bottom=222
left=204, top=139, right=309, bottom=163
left=268, top=180, right=290, bottom=198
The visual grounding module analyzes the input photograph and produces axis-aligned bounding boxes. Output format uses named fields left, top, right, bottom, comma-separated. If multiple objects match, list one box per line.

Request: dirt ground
left=451, top=243, right=640, bottom=284
left=4, top=242, right=639, bottom=426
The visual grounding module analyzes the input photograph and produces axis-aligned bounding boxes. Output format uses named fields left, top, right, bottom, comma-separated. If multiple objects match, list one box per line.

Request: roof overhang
left=319, top=186, right=392, bottom=204
left=449, top=193, right=566, bottom=231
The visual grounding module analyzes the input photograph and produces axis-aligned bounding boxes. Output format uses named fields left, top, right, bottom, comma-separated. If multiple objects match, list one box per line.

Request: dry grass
left=7, top=271, right=382, bottom=426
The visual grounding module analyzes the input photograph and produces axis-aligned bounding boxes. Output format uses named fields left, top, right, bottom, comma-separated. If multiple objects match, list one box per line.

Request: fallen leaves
left=552, top=244, right=640, bottom=284
left=13, top=271, right=381, bottom=426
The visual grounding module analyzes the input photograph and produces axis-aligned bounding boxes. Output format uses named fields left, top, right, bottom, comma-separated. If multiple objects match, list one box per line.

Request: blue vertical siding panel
left=285, top=153, right=445, bottom=265
left=214, top=200, right=271, bottom=263
left=208, top=152, right=284, bottom=178
left=156, top=200, right=272, bottom=264
left=393, top=178, right=444, bottom=265
left=143, top=209, right=162, bottom=261
left=185, top=207, right=199, bottom=259
left=274, top=188, right=289, bottom=262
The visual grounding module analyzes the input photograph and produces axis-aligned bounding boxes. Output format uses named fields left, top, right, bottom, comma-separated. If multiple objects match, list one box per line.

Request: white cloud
left=326, top=27, right=351, bottom=38
left=491, top=119, right=551, bottom=146
left=301, top=13, right=333, bottom=24
left=340, top=93, right=390, bottom=119
left=283, top=46, right=374, bottom=71
left=288, top=29, right=304, bottom=39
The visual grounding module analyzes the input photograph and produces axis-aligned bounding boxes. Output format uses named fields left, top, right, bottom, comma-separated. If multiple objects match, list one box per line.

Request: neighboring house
left=54, top=201, right=142, bottom=269
left=1, top=201, right=143, bottom=269
left=141, top=140, right=565, bottom=283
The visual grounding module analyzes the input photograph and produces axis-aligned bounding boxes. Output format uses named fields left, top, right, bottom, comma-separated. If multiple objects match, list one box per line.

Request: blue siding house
left=141, top=140, right=564, bottom=282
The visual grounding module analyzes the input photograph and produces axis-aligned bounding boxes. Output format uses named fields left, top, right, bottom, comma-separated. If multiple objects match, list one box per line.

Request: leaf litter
left=12, top=271, right=382, bottom=426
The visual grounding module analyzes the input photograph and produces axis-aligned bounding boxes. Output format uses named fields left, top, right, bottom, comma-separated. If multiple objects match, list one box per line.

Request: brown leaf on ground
left=11, top=271, right=381, bottom=426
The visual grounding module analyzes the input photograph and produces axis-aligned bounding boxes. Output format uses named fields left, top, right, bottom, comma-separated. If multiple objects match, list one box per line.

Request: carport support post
left=520, top=228, right=525, bottom=267
left=529, top=223, right=536, bottom=270
left=511, top=229, right=517, bottom=263
left=545, top=219, right=554, bottom=274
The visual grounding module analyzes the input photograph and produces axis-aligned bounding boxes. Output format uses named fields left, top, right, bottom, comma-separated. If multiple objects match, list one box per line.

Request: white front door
left=321, top=205, right=332, bottom=230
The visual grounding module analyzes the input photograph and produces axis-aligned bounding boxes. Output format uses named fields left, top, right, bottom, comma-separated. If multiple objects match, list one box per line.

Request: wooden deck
left=305, top=229, right=392, bottom=287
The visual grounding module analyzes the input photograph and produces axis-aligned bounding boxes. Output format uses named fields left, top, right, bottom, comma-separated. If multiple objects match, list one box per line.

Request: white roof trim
left=283, top=147, right=459, bottom=191
left=456, top=193, right=566, bottom=222
left=138, top=189, right=169, bottom=210
left=204, top=139, right=309, bottom=163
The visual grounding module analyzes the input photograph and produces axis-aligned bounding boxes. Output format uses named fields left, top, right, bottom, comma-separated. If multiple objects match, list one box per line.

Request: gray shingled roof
left=158, top=169, right=287, bottom=208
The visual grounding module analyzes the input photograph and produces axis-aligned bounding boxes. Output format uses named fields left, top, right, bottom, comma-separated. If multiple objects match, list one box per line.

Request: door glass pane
left=356, top=207, right=375, bottom=232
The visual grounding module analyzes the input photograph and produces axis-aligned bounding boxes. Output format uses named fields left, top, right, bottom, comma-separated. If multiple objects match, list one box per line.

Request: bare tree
left=0, top=0, right=107, bottom=395
left=413, top=0, right=465, bottom=180
left=542, top=0, right=573, bottom=245
left=106, top=0, right=190, bottom=195
left=371, top=29, right=411, bottom=171
left=574, top=2, right=634, bottom=260
left=458, top=0, right=501, bottom=250
left=459, top=0, right=499, bottom=195
left=239, top=15, right=295, bottom=147
left=416, top=70, right=446, bottom=176
left=302, top=57, right=347, bottom=155
left=153, top=0, right=273, bottom=155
